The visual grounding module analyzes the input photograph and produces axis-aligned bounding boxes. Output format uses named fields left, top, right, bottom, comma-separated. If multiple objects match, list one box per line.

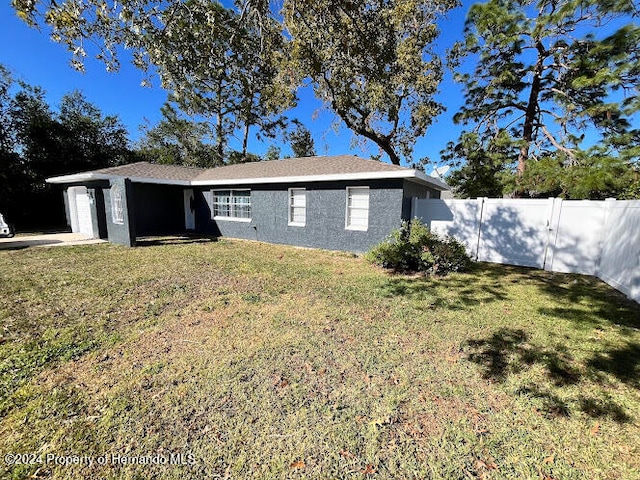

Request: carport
left=47, top=163, right=202, bottom=246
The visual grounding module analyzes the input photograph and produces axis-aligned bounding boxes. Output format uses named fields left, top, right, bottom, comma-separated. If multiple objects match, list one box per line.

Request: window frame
left=212, top=189, right=252, bottom=222
left=288, top=188, right=307, bottom=227
left=345, top=186, right=369, bottom=232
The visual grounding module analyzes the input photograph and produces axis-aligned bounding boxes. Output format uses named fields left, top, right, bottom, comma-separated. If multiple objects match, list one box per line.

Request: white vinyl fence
left=413, top=198, right=640, bottom=303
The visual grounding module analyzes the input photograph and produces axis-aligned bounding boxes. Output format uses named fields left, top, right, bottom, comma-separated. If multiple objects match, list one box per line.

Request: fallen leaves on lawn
left=361, top=464, right=376, bottom=475
left=272, top=376, right=289, bottom=389
left=475, top=459, right=497, bottom=470
left=339, top=449, right=354, bottom=458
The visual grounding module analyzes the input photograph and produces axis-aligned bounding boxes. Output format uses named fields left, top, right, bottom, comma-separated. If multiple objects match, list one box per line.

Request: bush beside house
left=365, top=219, right=471, bottom=275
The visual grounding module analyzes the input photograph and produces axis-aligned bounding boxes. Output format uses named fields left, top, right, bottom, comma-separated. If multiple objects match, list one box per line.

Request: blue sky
left=1, top=2, right=469, bottom=169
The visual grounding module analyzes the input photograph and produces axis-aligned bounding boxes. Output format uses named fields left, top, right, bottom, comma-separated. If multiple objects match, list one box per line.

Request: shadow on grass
left=377, top=263, right=512, bottom=310
left=374, top=259, right=640, bottom=423
left=466, top=328, right=580, bottom=386
left=535, top=273, right=640, bottom=330
left=378, top=261, right=640, bottom=329
left=466, top=327, right=636, bottom=423
left=0, top=239, right=64, bottom=250
left=136, top=234, right=219, bottom=247
left=587, top=342, right=640, bottom=389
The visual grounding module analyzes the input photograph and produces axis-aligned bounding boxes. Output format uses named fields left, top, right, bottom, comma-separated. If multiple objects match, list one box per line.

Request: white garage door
left=70, top=187, right=95, bottom=238
left=75, top=192, right=94, bottom=237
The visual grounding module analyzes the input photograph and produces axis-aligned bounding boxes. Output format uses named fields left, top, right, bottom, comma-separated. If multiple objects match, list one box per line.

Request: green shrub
left=365, top=219, right=471, bottom=275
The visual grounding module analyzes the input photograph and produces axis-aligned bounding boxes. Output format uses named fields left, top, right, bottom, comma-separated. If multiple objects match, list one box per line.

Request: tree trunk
left=216, top=113, right=224, bottom=163
left=377, top=137, right=401, bottom=166
left=339, top=113, right=402, bottom=165
left=216, top=82, right=225, bottom=164
left=241, top=119, right=250, bottom=158
left=517, top=40, right=545, bottom=176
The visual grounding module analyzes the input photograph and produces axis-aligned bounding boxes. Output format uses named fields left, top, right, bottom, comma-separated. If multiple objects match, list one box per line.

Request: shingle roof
left=93, top=162, right=204, bottom=182
left=193, top=155, right=406, bottom=182
left=46, top=155, right=449, bottom=190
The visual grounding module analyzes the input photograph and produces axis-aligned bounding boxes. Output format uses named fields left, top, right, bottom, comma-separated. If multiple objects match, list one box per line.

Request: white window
left=212, top=190, right=251, bottom=221
left=345, top=186, right=369, bottom=231
left=111, top=185, right=124, bottom=225
left=288, top=188, right=306, bottom=226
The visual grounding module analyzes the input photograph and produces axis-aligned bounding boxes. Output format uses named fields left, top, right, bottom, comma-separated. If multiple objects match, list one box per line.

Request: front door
left=184, top=189, right=195, bottom=230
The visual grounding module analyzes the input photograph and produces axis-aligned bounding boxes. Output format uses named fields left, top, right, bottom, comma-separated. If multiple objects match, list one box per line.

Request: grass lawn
left=0, top=237, right=639, bottom=479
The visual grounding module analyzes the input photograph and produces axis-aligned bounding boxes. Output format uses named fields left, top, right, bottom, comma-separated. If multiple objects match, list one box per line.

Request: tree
left=449, top=0, right=640, bottom=196
left=0, top=65, right=135, bottom=228
left=56, top=91, right=134, bottom=172
left=288, top=123, right=316, bottom=157
left=519, top=148, right=639, bottom=199
left=151, top=0, right=292, bottom=162
left=13, top=0, right=293, bottom=164
left=0, top=66, right=17, bottom=152
left=11, top=83, right=67, bottom=191
left=13, top=0, right=455, bottom=166
left=264, top=144, right=281, bottom=161
left=138, top=103, right=221, bottom=167
left=442, top=131, right=517, bottom=198
left=283, top=0, right=457, bottom=165
left=13, top=89, right=135, bottom=226
left=227, top=150, right=262, bottom=164
left=0, top=66, right=28, bottom=220
left=138, top=99, right=270, bottom=167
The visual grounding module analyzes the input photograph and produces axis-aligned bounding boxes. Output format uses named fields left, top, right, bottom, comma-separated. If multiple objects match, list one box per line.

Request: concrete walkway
left=0, top=233, right=106, bottom=250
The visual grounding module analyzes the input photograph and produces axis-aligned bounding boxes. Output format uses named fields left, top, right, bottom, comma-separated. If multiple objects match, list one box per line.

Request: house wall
left=403, top=180, right=440, bottom=200
left=64, top=183, right=108, bottom=239
left=87, top=187, right=108, bottom=239
left=132, top=183, right=185, bottom=236
left=102, top=178, right=136, bottom=246
left=401, top=180, right=441, bottom=220
left=194, top=179, right=406, bottom=252
left=62, top=189, right=71, bottom=229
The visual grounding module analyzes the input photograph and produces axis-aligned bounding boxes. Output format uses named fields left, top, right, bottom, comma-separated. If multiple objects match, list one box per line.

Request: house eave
left=46, top=173, right=192, bottom=186
left=408, top=170, right=450, bottom=191
left=191, top=170, right=449, bottom=190
left=46, top=173, right=103, bottom=184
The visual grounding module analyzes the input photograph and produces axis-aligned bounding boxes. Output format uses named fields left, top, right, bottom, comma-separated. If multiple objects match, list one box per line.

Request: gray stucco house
left=46, top=155, right=448, bottom=251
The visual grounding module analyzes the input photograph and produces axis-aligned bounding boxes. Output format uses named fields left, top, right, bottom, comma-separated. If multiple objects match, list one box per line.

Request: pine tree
left=288, top=123, right=316, bottom=158
left=448, top=0, right=640, bottom=198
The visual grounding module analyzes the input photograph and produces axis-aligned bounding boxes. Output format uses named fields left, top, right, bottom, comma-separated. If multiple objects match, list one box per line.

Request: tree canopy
left=283, top=0, right=457, bottom=165
left=287, top=123, right=316, bottom=158
left=137, top=102, right=221, bottom=168
left=0, top=65, right=135, bottom=228
left=10, top=0, right=640, bottom=197
left=447, top=0, right=640, bottom=198
left=13, top=0, right=457, bottom=166
left=442, top=131, right=517, bottom=198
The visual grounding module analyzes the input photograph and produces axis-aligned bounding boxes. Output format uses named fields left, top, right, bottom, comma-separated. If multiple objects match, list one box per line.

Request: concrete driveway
left=0, top=233, right=106, bottom=250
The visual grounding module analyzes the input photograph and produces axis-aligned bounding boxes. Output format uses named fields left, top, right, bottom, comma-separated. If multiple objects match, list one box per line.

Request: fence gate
left=477, top=198, right=552, bottom=268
